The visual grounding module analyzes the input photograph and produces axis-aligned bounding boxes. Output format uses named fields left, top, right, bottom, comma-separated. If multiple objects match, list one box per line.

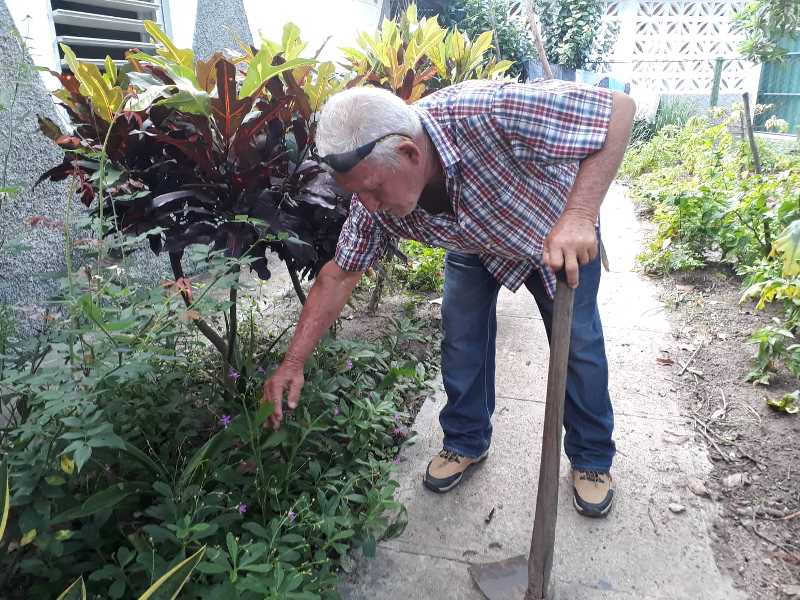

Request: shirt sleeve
left=334, top=195, right=391, bottom=272
left=492, top=80, right=613, bottom=164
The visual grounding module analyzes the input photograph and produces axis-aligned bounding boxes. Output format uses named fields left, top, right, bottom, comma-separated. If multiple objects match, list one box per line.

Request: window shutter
left=50, top=0, right=163, bottom=68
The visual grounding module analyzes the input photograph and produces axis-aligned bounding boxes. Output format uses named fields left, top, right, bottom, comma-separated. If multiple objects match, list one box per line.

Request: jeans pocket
left=445, top=250, right=482, bottom=268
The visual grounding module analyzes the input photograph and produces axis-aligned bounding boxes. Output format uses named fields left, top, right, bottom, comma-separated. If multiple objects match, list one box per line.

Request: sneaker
left=572, top=470, right=614, bottom=518
left=423, top=448, right=489, bottom=493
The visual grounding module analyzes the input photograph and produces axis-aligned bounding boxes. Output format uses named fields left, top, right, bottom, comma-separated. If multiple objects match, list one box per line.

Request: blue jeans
left=439, top=251, right=616, bottom=472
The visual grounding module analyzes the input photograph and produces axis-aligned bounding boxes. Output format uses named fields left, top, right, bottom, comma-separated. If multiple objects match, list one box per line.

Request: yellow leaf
left=137, top=546, right=206, bottom=600
left=772, top=219, right=800, bottom=277
left=143, top=20, right=194, bottom=70
left=0, top=458, right=9, bottom=543
left=20, top=528, right=37, bottom=547
left=56, top=529, right=73, bottom=541
left=56, top=577, right=87, bottom=600
left=60, top=44, right=123, bottom=122
left=61, top=455, right=75, bottom=475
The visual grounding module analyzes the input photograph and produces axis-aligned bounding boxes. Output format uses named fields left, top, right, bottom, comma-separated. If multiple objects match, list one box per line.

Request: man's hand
left=543, top=210, right=597, bottom=288
left=262, top=360, right=305, bottom=429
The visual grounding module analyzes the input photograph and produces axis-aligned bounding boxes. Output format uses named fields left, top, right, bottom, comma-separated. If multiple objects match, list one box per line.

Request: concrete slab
left=340, top=185, right=744, bottom=600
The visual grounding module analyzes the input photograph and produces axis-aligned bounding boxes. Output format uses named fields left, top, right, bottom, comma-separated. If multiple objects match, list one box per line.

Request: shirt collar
left=412, top=105, right=461, bottom=170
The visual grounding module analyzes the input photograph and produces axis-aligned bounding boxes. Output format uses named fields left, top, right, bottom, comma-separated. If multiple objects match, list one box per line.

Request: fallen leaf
left=428, top=297, right=443, bottom=306
left=676, top=284, right=695, bottom=292
left=723, top=473, right=749, bottom=488
left=766, top=391, right=799, bottom=414
left=679, top=344, right=697, bottom=352
left=657, top=357, right=675, bottom=366
left=668, top=503, right=686, bottom=514
left=686, top=367, right=705, bottom=377
left=485, top=507, right=496, bottom=525
left=687, top=477, right=709, bottom=497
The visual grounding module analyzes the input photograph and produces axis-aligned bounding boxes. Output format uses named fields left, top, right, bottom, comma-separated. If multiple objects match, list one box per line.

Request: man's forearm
left=283, top=261, right=363, bottom=367
left=565, top=92, right=636, bottom=222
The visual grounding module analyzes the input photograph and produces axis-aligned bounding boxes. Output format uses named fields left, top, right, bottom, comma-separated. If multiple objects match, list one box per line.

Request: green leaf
left=74, top=444, right=92, bottom=473
left=121, top=441, right=169, bottom=479
left=56, top=577, right=87, bottom=600
left=766, top=390, right=800, bottom=414
left=137, top=546, right=206, bottom=600
left=0, top=456, right=9, bottom=543
left=239, top=55, right=316, bottom=99
left=143, top=20, right=194, bottom=70
left=772, top=219, right=800, bottom=277
left=261, top=428, right=287, bottom=449
left=51, top=483, right=136, bottom=524
left=124, top=86, right=173, bottom=112
left=179, top=425, right=235, bottom=490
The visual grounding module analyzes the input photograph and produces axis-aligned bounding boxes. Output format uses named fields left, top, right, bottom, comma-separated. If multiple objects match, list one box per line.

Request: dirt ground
left=653, top=266, right=800, bottom=599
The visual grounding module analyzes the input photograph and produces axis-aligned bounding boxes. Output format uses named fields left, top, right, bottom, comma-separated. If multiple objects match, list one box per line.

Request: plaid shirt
left=334, top=79, right=613, bottom=297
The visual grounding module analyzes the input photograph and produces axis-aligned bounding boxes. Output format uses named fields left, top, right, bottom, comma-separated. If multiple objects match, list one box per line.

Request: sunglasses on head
left=315, top=133, right=412, bottom=173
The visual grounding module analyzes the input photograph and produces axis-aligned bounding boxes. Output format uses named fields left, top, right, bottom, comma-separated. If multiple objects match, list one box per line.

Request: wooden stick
left=526, top=278, right=574, bottom=600
left=678, top=345, right=702, bottom=376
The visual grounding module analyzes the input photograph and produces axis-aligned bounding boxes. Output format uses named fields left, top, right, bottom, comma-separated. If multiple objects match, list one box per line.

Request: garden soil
left=653, top=266, right=800, bottom=600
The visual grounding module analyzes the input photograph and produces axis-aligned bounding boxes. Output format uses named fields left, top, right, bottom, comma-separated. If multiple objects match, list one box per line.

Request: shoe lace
left=438, top=449, right=461, bottom=463
left=578, top=470, right=606, bottom=484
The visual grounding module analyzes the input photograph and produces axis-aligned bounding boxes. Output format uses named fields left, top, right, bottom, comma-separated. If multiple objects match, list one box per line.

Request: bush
left=0, top=253, right=433, bottom=597
left=622, top=106, right=800, bottom=383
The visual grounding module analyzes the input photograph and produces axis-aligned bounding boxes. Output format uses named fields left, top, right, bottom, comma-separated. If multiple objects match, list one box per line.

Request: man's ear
left=397, top=139, right=422, bottom=165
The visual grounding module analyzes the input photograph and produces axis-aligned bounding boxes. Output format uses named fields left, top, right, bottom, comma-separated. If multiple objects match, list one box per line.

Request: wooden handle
left=526, top=278, right=575, bottom=600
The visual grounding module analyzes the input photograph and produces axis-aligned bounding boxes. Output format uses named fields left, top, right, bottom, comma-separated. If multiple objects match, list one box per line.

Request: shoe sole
left=572, top=492, right=614, bottom=518
left=423, top=450, right=489, bottom=494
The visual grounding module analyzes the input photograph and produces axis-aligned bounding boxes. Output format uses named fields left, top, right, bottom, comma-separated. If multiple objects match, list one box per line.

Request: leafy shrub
left=622, top=106, right=800, bottom=382
left=0, top=254, right=431, bottom=597
left=395, top=241, right=445, bottom=293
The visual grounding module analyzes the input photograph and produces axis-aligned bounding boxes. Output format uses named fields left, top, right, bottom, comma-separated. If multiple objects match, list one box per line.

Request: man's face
left=332, top=145, right=427, bottom=218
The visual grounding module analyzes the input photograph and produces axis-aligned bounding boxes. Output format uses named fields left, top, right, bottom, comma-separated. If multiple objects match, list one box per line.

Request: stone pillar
left=193, top=0, right=254, bottom=59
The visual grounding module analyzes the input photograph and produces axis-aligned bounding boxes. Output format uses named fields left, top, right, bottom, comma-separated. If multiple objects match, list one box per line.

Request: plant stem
left=227, top=266, right=240, bottom=366
left=168, top=252, right=229, bottom=357
left=287, top=265, right=306, bottom=304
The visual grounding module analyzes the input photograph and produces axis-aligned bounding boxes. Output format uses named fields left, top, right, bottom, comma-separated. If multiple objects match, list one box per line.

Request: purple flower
left=393, top=426, right=409, bottom=438
left=393, top=456, right=402, bottom=465
left=256, top=366, right=266, bottom=376
left=288, top=510, right=297, bottom=524
left=220, top=414, right=232, bottom=429
left=228, top=367, right=240, bottom=382
left=393, top=413, right=402, bottom=422
left=237, top=503, right=248, bottom=514
left=345, top=359, right=353, bottom=370
left=332, top=405, right=340, bottom=417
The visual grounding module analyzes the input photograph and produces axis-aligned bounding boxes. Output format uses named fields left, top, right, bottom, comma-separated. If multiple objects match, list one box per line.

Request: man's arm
left=543, top=91, right=636, bottom=287
left=263, top=260, right=363, bottom=428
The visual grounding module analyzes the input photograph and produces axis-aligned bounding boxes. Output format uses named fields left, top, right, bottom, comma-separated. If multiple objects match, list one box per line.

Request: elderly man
left=264, top=79, right=636, bottom=518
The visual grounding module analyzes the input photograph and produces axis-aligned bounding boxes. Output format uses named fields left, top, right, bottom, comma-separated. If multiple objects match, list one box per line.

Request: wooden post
left=741, top=92, right=763, bottom=174
left=710, top=57, right=723, bottom=107
left=526, top=0, right=553, bottom=80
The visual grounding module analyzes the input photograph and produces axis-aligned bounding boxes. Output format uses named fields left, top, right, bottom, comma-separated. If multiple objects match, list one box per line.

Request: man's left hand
left=543, top=210, right=597, bottom=288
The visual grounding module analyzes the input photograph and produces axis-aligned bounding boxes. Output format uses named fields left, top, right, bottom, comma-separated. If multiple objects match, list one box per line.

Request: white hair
left=315, top=86, right=423, bottom=168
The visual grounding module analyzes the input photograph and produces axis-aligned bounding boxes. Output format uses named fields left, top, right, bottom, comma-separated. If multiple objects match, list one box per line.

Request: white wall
left=242, top=0, right=380, bottom=63
left=164, top=0, right=198, bottom=49
left=5, top=0, right=59, bottom=89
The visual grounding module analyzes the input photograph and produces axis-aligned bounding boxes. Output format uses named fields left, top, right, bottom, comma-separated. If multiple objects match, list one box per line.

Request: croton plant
left=36, top=7, right=511, bottom=363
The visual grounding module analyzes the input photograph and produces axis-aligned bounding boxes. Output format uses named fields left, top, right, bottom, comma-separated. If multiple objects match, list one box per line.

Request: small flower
left=228, top=367, right=240, bottom=382
left=393, top=426, right=409, bottom=438
left=345, top=359, right=353, bottom=370
left=332, top=405, right=340, bottom=417
left=237, top=503, right=248, bottom=514
left=288, top=510, right=297, bottom=524
left=393, top=413, right=402, bottom=422
left=220, top=414, right=232, bottom=429
left=256, top=366, right=266, bottom=376
left=393, top=456, right=402, bottom=465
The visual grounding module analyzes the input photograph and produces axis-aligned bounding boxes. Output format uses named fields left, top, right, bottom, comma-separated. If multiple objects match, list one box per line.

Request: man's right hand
left=262, top=361, right=305, bottom=429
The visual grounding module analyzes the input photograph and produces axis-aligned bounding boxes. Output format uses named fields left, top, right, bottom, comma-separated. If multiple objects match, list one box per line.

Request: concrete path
left=340, top=185, right=745, bottom=600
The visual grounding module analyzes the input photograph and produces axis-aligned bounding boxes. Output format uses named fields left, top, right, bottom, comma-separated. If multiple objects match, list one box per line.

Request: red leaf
left=211, top=59, right=254, bottom=147
left=37, top=115, right=63, bottom=142
left=284, top=70, right=312, bottom=121
left=399, top=69, right=415, bottom=100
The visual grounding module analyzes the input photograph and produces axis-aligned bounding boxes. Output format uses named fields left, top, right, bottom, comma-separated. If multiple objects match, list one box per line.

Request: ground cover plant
left=621, top=105, right=800, bottom=393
